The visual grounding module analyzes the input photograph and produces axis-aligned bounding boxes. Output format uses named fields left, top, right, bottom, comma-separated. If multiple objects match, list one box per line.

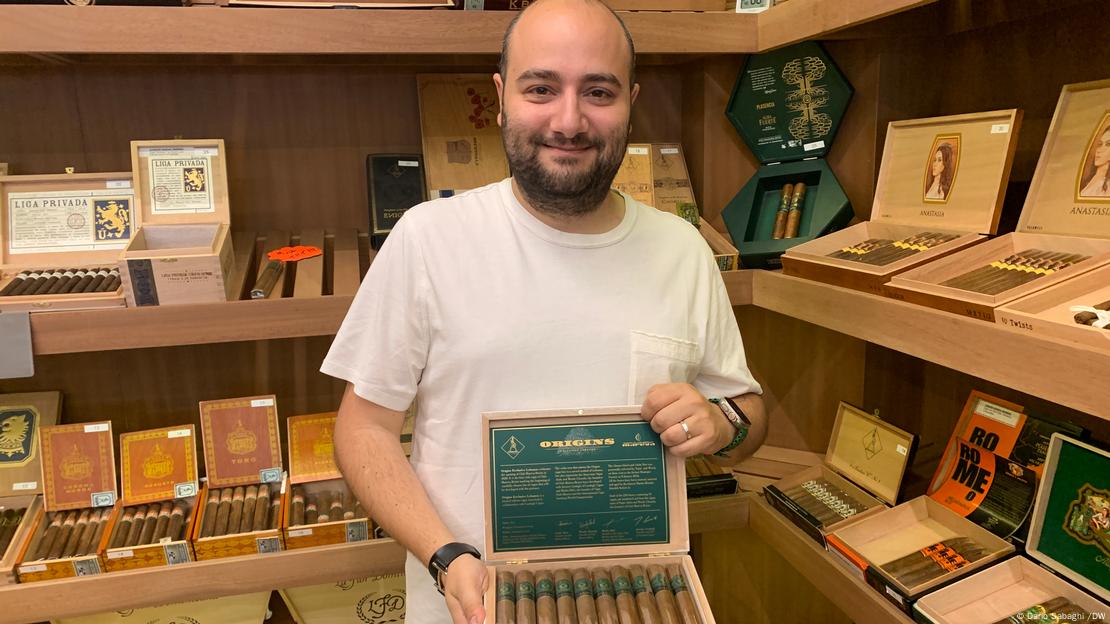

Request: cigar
left=251, top=260, right=284, bottom=299
left=17, top=271, right=50, bottom=296
left=0, top=270, right=32, bottom=296
left=26, top=269, right=63, bottom=296
left=32, top=512, right=63, bottom=560
left=611, top=566, right=642, bottom=624
left=305, top=498, right=319, bottom=525
left=647, top=565, right=681, bottom=624
left=329, top=493, right=344, bottom=522
left=268, top=493, right=281, bottom=529
left=84, top=269, right=110, bottom=293
left=828, top=238, right=892, bottom=260
left=60, top=509, right=91, bottom=558
left=592, top=568, right=620, bottom=624
left=629, top=565, right=662, bottom=624
left=102, top=269, right=121, bottom=293
left=70, top=268, right=97, bottom=294
left=199, top=489, right=220, bottom=538
left=536, top=571, right=558, bottom=624
left=167, top=502, right=186, bottom=541
left=666, top=565, right=699, bottom=624
left=771, top=184, right=793, bottom=240
left=44, top=269, right=78, bottom=294
left=555, top=569, right=579, bottom=624
left=291, top=488, right=305, bottom=526
left=56, top=269, right=87, bottom=294
left=1075, top=298, right=1110, bottom=326
left=993, top=596, right=1075, bottom=624
left=120, top=505, right=145, bottom=548
left=353, top=499, right=365, bottom=520
left=152, top=501, right=173, bottom=542
left=138, top=502, right=161, bottom=545
left=574, top=568, right=599, bottom=624
left=240, top=485, right=258, bottom=534
left=342, top=490, right=356, bottom=520
left=317, top=492, right=332, bottom=523
left=227, top=487, right=245, bottom=536
left=784, top=182, right=806, bottom=239
left=516, top=570, right=536, bottom=624
left=213, top=487, right=233, bottom=537
left=497, top=570, right=517, bottom=624
left=83, top=508, right=109, bottom=556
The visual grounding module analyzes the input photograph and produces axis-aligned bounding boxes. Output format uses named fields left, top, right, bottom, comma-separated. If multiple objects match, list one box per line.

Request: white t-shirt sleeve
left=693, top=252, right=763, bottom=400
left=320, top=216, right=431, bottom=412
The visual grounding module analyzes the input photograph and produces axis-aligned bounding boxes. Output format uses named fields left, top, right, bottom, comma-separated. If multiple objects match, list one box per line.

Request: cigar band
left=613, top=575, right=633, bottom=596
left=920, top=544, right=969, bottom=572
left=516, top=580, right=535, bottom=600
left=535, top=578, right=555, bottom=598
left=555, top=579, right=573, bottom=598
left=497, top=581, right=515, bottom=600
left=631, top=574, right=650, bottom=595
left=670, top=574, right=689, bottom=594
left=573, top=577, right=592, bottom=598
left=594, top=577, right=615, bottom=597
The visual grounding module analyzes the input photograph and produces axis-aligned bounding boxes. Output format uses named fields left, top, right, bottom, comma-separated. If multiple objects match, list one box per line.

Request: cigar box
left=763, top=401, right=916, bottom=547
left=481, top=406, right=717, bottom=623
left=417, top=74, right=509, bottom=199
left=826, top=496, right=1015, bottom=615
left=888, top=80, right=1110, bottom=321
left=721, top=41, right=854, bottom=269
left=913, top=434, right=1110, bottom=623
left=193, top=395, right=286, bottom=560
left=101, top=424, right=201, bottom=571
left=685, top=455, right=738, bottom=499
left=283, top=412, right=371, bottom=550
left=52, top=591, right=272, bottom=624
left=0, top=171, right=136, bottom=312
left=614, top=144, right=655, bottom=207
left=17, top=421, right=117, bottom=582
left=782, top=109, right=1023, bottom=296
left=279, top=572, right=406, bottom=624
left=366, top=153, right=427, bottom=249
left=120, top=138, right=236, bottom=307
left=0, top=391, right=60, bottom=584
left=996, top=262, right=1110, bottom=348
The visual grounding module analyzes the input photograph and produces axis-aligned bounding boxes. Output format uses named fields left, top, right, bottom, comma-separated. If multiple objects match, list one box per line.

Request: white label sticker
left=660, top=148, right=680, bottom=155
left=803, top=140, right=825, bottom=151
left=288, top=528, right=313, bottom=538
left=896, top=444, right=908, bottom=456
left=974, top=399, right=1021, bottom=427
left=280, top=478, right=287, bottom=494
left=107, top=550, right=134, bottom=560
left=397, top=160, right=419, bottom=167
left=12, top=481, right=36, bottom=491
left=20, top=564, right=47, bottom=573
left=627, top=146, right=649, bottom=155
left=885, top=585, right=904, bottom=603
left=106, top=180, right=132, bottom=189
left=84, top=423, right=109, bottom=433
left=251, top=398, right=274, bottom=408
left=990, top=123, right=1010, bottom=134
left=138, top=146, right=219, bottom=157
left=167, top=428, right=191, bottom=438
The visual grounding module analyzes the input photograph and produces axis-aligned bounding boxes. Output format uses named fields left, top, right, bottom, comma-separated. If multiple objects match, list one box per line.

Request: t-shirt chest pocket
left=627, top=330, right=700, bottom=404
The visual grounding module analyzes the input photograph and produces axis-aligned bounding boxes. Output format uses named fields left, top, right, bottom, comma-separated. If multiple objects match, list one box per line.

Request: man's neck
left=510, top=178, right=625, bottom=235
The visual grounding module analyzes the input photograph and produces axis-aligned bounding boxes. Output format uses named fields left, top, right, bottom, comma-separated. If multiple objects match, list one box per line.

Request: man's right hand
left=443, top=553, right=488, bottom=624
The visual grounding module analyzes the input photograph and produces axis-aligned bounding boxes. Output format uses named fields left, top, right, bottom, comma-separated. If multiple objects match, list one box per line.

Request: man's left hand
left=641, top=383, right=732, bottom=457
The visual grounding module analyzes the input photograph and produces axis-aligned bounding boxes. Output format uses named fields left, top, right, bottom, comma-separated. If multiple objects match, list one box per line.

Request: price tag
left=267, top=246, right=323, bottom=263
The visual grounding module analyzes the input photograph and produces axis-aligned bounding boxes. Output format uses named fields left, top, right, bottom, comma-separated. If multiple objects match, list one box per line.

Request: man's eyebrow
left=516, top=69, right=561, bottom=83
left=583, top=73, right=623, bottom=88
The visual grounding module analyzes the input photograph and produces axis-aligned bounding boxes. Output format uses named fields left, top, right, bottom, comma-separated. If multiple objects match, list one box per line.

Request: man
left=321, top=1, right=766, bottom=622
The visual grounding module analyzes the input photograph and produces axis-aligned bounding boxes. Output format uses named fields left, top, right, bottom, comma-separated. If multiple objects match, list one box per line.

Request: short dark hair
left=498, top=0, right=637, bottom=88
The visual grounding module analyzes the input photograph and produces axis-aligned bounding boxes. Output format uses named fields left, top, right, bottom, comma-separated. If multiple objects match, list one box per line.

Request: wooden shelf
left=757, top=0, right=937, bottom=50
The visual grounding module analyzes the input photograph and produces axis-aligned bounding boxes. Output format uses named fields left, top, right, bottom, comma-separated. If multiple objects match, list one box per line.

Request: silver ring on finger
left=680, top=419, right=692, bottom=440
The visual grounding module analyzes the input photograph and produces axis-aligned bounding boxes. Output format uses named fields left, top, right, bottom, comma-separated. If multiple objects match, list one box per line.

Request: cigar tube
left=240, top=485, right=258, bottom=534
left=251, top=260, right=284, bottom=299
left=771, top=183, right=793, bottom=240
left=0, top=270, right=32, bottom=296
left=199, top=489, right=219, bottom=538
left=59, top=509, right=90, bottom=558
left=665, top=566, right=698, bottom=624
left=536, top=571, right=558, bottom=624
left=646, top=565, right=681, bottom=624
left=516, top=570, right=537, bottom=624
left=573, top=568, right=599, bottom=624
left=71, top=509, right=100, bottom=557
left=252, top=484, right=271, bottom=532
left=213, top=487, right=233, bottom=537
left=611, top=567, right=642, bottom=624
left=629, top=565, right=662, bottom=624
left=305, top=499, right=319, bottom=525
left=329, top=493, right=344, bottom=522
left=102, top=269, right=121, bottom=292
left=152, top=501, right=173, bottom=542
left=497, top=570, right=517, bottom=624
left=291, top=489, right=305, bottom=526
left=784, top=182, right=806, bottom=239
left=226, top=486, right=245, bottom=536
left=592, top=568, right=620, bottom=624
left=268, top=493, right=281, bottom=529
left=555, top=569, right=579, bottom=624
left=167, top=502, right=187, bottom=541
left=138, top=502, right=161, bottom=545
left=317, top=492, right=332, bottom=523
left=83, top=269, right=110, bottom=293
left=32, top=512, right=63, bottom=560
left=993, top=597, right=1077, bottom=624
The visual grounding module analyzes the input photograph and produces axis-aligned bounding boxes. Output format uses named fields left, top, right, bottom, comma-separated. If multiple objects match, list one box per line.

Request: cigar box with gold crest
left=763, top=401, right=916, bottom=547
left=279, top=572, right=406, bottom=624
left=0, top=171, right=136, bottom=312
left=481, top=406, right=716, bottom=624
left=193, top=395, right=286, bottom=561
left=101, top=425, right=201, bottom=571
left=283, top=412, right=371, bottom=550
left=119, top=138, right=236, bottom=307
left=0, top=391, right=60, bottom=584
left=16, top=421, right=117, bottom=583
left=889, top=79, right=1110, bottom=321
left=913, top=434, right=1110, bottom=623
left=782, top=109, right=1023, bottom=296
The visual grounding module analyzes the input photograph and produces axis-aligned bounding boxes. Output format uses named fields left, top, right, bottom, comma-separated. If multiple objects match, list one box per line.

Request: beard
left=501, top=107, right=629, bottom=218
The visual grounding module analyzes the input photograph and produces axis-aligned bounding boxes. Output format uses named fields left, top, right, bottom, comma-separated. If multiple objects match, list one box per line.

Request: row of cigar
left=940, top=249, right=1090, bottom=295
left=107, top=501, right=189, bottom=549
left=782, top=479, right=870, bottom=528
left=0, top=267, right=121, bottom=297
left=27, top=508, right=110, bottom=561
left=496, top=564, right=701, bottom=624
left=0, top=508, right=27, bottom=556
left=771, top=182, right=807, bottom=240
left=878, top=537, right=988, bottom=588
left=684, top=456, right=726, bottom=479
left=1074, top=298, right=1110, bottom=329
left=198, top=485, right=280, bottom=538
left=994, top=596, right=1097, bottom=624
left=288, top=486, right=365, bottom=526
left=827, top=232, right=960, bottom=266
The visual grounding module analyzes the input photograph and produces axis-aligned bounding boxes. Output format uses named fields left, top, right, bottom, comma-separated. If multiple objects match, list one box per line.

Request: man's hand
left=641, top=383, right=733, bottom=457
left=443, top=553, right=488, bottom=624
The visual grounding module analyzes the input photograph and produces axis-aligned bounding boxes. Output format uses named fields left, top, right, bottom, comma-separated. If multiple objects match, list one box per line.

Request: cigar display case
left=101, top=425, right=201, bottom=571
left=721, top=41, right=854, bottom=269
left=279, top=572, right=406, bottom=624
left=889, top=80, right=1110, bottom=321
left=782, top=110, right=1022, bottom=295
left=764, top=401, right=916, bottom=547
left=913, top=434, right=1110, bottom=623
left=0, top=172, right=135, bottom=312
left=481, top=406, right=716, bottom=624
left=825, top=496, right=1015, bottom=615
left=0, top=391, right=59, bottom=584
left=17, top=421, right=117, bottom=583
left=996, top=262, right=1110, bottom=349
left=193, top=395, right=286, bottom=560
left=119, top=138, right=235, bottom=307
left=283, top=412, right=371, bottom=550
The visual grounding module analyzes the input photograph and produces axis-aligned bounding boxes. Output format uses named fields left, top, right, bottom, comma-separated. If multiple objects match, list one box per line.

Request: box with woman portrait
left=781, top=109, right=1023, bottom=296
left=888, top=80, right=1110, bottom=322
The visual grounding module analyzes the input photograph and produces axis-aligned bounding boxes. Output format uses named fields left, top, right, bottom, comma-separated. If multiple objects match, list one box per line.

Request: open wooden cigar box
left=101, top=425, right=201, bottom=571
left=996, top=261, right=1110, bottom=348
left=782, top=109, right=1022, bottom=295
left=481, top=406, right=715, bottom=623
left=192, top=395, right=286, bottom=560
left=16, top=421, right=117, bottom=582
left=763, top=401, right=916, bottom=547
left=0, top=172, right=135, bottom=312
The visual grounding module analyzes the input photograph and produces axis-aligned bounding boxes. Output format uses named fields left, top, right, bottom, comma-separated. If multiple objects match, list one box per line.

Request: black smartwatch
left=428, top=542, right=481, bottom=595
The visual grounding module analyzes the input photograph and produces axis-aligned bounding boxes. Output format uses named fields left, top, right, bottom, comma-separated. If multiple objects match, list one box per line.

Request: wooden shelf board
left=748, top=496, right=914, bottom=624
left=757, top=0, right=937, bottom=50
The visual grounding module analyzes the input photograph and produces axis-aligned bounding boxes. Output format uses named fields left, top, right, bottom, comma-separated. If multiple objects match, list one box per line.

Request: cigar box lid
left=130, top=139, right=231, bottom=228
left=1026, top=434, right=1110, bottom=602
left=0, top=391, right=61, bottom=497
left=39, top=421, right=117, bottom=512
left=198, top=395, right=283, bottom=489
left=0, top=172, right=137, bottom=268
left=872, top=109, right=1022, bottom=234
left=825, top=402, right=916, bottom=506
left=726, top=41, right=853, bottom=164
left=287, top=412, right=341, bottom=484
left=481, top=406, right=688, bottom=564
left=120, top=425, right=200, bottom=505
left=1019, top=79, right=1110, bottom=239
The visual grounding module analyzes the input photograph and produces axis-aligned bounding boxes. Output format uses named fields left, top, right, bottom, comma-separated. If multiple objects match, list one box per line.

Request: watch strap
left=709, top=397, right=751, bottom=458
left=428, top=542, right=481, bottom=595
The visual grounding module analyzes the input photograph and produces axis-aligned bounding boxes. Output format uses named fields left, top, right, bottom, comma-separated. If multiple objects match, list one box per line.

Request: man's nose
left=549, top=92, right=589, bottom=138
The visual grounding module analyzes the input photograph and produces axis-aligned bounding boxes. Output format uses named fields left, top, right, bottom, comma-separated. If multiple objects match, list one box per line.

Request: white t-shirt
left=321, top=178, right=760, bottom=623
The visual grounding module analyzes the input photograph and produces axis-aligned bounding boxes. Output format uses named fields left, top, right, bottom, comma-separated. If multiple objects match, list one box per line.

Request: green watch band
left=708, top=397, right=750, bottom=458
